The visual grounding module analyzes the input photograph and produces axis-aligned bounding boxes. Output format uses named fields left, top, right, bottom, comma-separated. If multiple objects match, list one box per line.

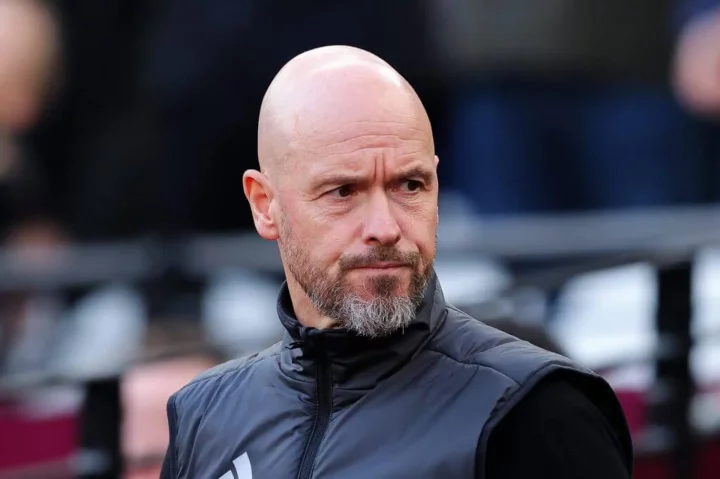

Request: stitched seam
left=440, top=305, right=519, bottom=359
left=424, top=348, right=522, bottom=385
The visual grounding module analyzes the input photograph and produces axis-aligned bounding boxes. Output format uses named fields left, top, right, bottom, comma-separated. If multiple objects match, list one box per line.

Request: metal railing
left=1, top=204, right=720, bottom=479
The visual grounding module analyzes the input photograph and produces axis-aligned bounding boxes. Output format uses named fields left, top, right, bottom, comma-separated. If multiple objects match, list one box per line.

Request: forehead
left=286, top=119, right=432, bottom=181
left=299, top=112, right=427, bottom=153
left=269, top=64, right=434, bottom=182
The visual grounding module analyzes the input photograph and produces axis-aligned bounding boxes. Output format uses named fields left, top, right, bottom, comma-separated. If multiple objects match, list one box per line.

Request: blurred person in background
left=430, top=0, right=716, bottom=215
left=426, top=0, right=720, bottom=328
left=122, top=322, right=224, bottom=479
left=123, top=359, right=210, bottom=479
left=160, top=46, right=632, bottom=479
left=22, top=0, right=158, bottom=242
left=142, top=0, right=440, bottom=238
left=0, top=0, right=62, bottom=247
left=14, top=0, right=184, bottom=368
left=674, top=0, right=720, bottom=198
left=0, top=0, right=66, bottom=374
left=0, top=0, right=58, bottom=134
left=674, top=0, right=720, bottom=117
left=140, top=0, right=441, bottom=322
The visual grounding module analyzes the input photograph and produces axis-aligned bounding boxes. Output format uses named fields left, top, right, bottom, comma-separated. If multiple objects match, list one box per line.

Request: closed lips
left=354, top=263, right=407, bottom=269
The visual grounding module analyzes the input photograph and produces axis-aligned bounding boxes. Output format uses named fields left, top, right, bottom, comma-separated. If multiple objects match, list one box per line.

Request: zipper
left=296, top=354, right=332, bottom=479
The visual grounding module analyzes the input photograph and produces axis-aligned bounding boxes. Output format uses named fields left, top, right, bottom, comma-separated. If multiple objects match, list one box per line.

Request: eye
left=400, top=180, right=423, bottom=192
left=329, top=185, right=355, bottom=198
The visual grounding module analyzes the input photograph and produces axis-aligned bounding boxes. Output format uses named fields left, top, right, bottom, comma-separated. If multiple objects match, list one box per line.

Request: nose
left=361, top=190, right=401, bottom=246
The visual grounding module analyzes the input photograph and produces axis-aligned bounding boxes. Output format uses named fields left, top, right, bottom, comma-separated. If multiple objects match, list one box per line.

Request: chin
left=353, top=275, right=408, bottom=299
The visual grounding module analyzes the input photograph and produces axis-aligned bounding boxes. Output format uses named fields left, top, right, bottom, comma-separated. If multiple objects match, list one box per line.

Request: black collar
left=277, top=272, right=447, bottom=397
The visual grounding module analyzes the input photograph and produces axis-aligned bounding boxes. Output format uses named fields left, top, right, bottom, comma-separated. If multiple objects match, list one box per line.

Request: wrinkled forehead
left=294, top=114, right=428, bottom=156
left=283, top=89, right=432, bottom=173
left=284, top=122, right=433, bottom=191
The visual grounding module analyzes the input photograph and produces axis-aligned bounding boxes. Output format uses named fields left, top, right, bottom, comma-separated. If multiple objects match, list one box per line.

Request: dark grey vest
left=164, top=277, right=632, bottom=478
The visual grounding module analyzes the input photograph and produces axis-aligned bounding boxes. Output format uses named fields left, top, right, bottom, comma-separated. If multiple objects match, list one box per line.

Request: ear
left=243, top=169, right=279, bottom=241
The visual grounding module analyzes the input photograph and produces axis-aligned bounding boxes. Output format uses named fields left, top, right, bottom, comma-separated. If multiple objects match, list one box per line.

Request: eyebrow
left=310, top=172, right=367, bottom=191
left=310, top=166, right=435, bottom=191
left=395, top=166, right=435, bottom=185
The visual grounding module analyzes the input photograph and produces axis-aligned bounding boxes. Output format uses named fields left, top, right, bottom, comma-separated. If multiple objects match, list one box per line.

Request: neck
left=285, top=275, right=337, bottom=330
left=276, top=274, right=443, bottom=393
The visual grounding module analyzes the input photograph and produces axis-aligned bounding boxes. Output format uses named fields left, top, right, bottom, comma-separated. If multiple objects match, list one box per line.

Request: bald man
left=160, top=46, right=632, bottom=479
left=0, top=0, right=58, bottom=132
left=674, top=1, right=720, bottom=116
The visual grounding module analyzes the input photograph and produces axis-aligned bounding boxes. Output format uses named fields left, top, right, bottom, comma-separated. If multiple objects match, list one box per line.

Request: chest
left=180, top=353, right=516, bottom=479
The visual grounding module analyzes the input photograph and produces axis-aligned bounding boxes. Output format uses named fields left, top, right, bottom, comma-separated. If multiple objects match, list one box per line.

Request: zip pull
left=286, top=340, right=304, bottom=350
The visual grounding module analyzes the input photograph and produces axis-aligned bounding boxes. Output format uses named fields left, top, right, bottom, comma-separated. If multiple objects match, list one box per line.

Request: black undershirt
left=482, top=377, right=631, bottom=478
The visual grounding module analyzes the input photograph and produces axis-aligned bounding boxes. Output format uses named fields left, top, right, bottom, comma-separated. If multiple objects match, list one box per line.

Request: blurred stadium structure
left=1, top=1, right=720, bottom=479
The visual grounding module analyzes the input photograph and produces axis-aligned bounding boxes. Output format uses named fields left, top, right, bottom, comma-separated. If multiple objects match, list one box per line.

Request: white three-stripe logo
left=218, top=452, right=253, bottom=479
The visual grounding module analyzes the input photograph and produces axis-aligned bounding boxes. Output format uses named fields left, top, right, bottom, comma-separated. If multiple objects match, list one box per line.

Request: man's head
left=0, top=0, right=59, bottom=133
left=121, top=322, right=225, bottom=479
left=122, top=356, right=217, bottom=479
left=244, top=46, right=439, bottom=337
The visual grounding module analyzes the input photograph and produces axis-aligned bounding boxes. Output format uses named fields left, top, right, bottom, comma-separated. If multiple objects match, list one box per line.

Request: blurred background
left=0, top=0, right=719, bottom=478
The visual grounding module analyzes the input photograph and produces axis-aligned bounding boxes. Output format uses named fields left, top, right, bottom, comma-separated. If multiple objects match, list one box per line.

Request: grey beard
left=331, top=294, right=418, bottom=337
left=304, top=274, right=426, bottom=338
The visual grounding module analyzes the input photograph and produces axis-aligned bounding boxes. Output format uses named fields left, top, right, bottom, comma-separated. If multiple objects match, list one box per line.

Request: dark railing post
left=76, top=377, right=122, bottom=479
left=651, top=261, right=695, bottom=479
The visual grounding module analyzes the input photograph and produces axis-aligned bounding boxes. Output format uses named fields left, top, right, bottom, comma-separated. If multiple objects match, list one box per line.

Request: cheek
left=321, top=224, right=358, bottom=262
left=285, top=211, right=352, bottom=264
left=400, top=204, right=438, bottom=255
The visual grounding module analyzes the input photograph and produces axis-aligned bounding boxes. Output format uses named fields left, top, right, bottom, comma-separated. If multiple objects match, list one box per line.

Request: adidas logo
left=218, top=452, right=253, bottom=479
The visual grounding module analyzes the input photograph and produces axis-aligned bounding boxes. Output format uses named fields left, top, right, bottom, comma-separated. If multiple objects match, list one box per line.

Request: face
left=249, top=95, right=439, bottom=337
left=122, top=358, right=215, bottom=479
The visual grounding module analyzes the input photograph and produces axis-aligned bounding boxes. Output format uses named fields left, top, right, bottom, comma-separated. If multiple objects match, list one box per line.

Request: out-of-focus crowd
left=1, top=0, right=719, bottom=251
left=1, top=0, right=720, bottom=477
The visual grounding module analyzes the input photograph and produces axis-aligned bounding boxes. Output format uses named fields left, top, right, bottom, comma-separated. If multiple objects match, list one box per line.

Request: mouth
left=351, top=262, right=409, bottom=271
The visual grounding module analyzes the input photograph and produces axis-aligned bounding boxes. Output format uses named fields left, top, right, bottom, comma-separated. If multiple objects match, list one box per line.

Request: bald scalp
left=257, top=46, right=432, bottom=179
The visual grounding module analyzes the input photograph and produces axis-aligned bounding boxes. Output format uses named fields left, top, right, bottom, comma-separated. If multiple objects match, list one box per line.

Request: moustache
left=338, top=248, right=421, bottom=271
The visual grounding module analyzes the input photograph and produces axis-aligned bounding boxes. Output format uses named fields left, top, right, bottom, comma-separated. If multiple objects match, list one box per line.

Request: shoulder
left=429, top=306, right=588, bottom=383
left=191, top=341, right=283, bottom=384
left=434, top=306, right=633, bottom=471
left=169, top=341, right=283, bottom=413
left=163, top=342, right=283, bottom=474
